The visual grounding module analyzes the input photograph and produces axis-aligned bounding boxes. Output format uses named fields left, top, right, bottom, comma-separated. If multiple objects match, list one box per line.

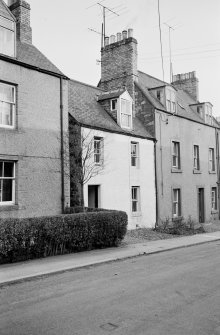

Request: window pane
left=0, top=83, right=15, bottom=103
left=0, top=102, right=13, bottom=126
left=132, top=201, right=137, bottom=212
left=2, top=179, right=13, bottom=201
left=0, top=26, right=15, bottom=57
left=121, top=114, right=130, bottom=127
left=0, top=16, right=15, bottom=30
left=4, top=162, right=14, bottom=177
left=0, top=162, right=2, bottom=177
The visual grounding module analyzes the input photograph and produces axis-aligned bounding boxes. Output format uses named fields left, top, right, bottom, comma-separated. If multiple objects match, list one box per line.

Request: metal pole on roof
left=157, top=0, right=165, bottom=82
left=164, top=23, right=175, bottom=83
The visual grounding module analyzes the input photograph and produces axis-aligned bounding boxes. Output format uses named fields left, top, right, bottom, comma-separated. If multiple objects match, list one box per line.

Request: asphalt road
left=1, top=242, right=220, bottom=335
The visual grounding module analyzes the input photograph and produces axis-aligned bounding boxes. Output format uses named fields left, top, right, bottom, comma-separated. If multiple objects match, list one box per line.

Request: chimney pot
left=104, top=36, right=109, bottom=46
left=128, top=28, right=133, bottom=38
left=109, top=34, right=116, bottom=44
left=116, top=32, right=122, bottom=42
left=122, top=30, right=127, bottom=39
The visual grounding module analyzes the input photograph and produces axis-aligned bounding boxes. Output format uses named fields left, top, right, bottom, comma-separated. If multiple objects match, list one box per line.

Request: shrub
left=155, top=216, right=205, bottom=235
left=0, top=210, right=127, bottom=264
left=64, top=206, right=108, bottom=214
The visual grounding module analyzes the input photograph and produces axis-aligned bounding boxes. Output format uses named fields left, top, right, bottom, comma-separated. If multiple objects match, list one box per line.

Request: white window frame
left=120, top=98, right=132, bottom=129
left=172, top=141, right=180, bottom=169
left=0, top=82, right=16, bottom=129
left=193, top=145, right=200, bottom=170
left=211, top=187, right=217, bottom=211
left=0, top=161, right=15, bottom=205
left=209, top=148, right=215, bottom=172
left=94, top=136, right=103, bottom=165
left=131, top=186, right=140, bottom=213
left=131, top=142, right=139, bottom=167
left=172, top=188, right=181, bottom=218
left=0, top=16, right=16, bottom=57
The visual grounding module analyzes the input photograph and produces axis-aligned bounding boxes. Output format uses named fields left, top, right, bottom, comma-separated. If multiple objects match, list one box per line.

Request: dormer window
left=166, top=87, right=176, bottom=113
left=205, top=104, right=213, bottom=125
left=111, top=99, right=117, bottom=111
left=0, top=15, right=15, bottom=57
left=120, top=98, right=132, bottom=129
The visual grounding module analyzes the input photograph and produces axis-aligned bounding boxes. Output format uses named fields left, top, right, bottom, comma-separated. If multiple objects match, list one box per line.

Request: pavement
left=1, top=231, right=220, bottom=287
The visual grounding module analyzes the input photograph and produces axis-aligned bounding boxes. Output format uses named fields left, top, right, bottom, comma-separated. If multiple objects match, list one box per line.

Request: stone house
left=99, top=29, right=220, bottom=224
left=0, top=0, right=70, bottom=218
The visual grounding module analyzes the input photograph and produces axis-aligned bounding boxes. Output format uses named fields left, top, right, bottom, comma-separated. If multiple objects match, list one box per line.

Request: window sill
left=171, top=168, right=182, bottom=173
left=211, top=210, right=218, bottom=214
left=193, top=169, right=202, bottom=174
left=209, top=171, right=216, bottom=174
left=132, top=211, right=142, bottom=217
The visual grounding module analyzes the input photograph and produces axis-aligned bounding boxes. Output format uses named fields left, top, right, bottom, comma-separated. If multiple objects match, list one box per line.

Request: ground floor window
left=131, top=186, right=140, bottom=212
left=0, top=161, right=15, bottom=204
left=211, top=187, right=217, bottom=211
left=172, top=188, right=181, bottom=218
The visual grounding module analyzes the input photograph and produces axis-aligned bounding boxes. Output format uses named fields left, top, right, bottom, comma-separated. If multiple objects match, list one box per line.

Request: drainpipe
left=154, top=140, right=159, bottom=227
left=215, top=128, right=220, bottom=218
left=60, top=77, right=65, bottom=213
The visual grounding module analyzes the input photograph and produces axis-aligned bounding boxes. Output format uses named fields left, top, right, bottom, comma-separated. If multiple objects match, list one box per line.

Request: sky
left=6, top=0, right=220, bottom=115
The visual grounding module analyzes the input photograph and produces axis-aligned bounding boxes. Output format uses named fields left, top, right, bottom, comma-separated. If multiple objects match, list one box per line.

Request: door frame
left=197, top=187, right=205, bottom=223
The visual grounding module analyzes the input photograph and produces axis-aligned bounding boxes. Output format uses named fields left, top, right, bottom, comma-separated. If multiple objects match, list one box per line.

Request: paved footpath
left=1, top=231, right=220, bottom=287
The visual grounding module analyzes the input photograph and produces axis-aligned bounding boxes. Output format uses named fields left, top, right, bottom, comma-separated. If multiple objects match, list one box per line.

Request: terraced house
left=0, top=0, right=70, bottom=218
left=98, top=30, right=220, bottom=224
left=68, top=80, right=157, bottom=229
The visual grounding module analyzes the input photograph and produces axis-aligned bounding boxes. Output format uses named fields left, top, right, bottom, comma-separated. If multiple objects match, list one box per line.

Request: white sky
left=7, top=0, right=220, bottom=115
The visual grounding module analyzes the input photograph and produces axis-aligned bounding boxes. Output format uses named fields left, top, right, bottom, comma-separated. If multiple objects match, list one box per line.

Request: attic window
left=156, top=90, right=161, bottom=101
left=120, top=98, right=132, bottom=129
left=111, top=99, right=117, bottom=111
left=0, top=16, right=15, bottom=57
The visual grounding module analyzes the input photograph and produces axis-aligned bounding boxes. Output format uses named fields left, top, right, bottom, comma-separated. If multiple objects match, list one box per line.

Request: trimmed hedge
left=64, top=206, right=110, bottom=214
left=0, top=210, right=127, bottom=264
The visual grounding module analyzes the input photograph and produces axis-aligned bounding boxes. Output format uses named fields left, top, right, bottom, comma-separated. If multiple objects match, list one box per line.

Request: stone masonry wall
left=99, top=37, right=138, bottom=100
left=0, top=60, right=70, bottom=218
left=9, top=0, right=32, bottom=44
left=135, top=84, right=155, bottom=137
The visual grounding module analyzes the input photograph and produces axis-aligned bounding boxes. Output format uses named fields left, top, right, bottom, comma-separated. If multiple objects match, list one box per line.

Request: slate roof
left=68, top=79, right=154, bottom=140
left=16, top=41, right=66, bottom=77
left=0, top=0, right=66, bottom=77
left=137, top=71, right=217, bottom=127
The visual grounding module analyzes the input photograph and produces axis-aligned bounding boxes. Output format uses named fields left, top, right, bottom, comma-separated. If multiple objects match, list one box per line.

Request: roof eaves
left=0, top=53, right=69, bottom=79
left=79, top=122, right=156, bottom=141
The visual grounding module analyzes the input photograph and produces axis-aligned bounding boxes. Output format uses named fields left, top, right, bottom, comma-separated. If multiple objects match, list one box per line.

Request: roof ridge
left=138, top=70, right=169, bottom=85
left=70, top=78, right=105, bottom=92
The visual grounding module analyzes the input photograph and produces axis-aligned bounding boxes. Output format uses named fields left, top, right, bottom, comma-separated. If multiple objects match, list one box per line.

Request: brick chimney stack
left=8, top=0, right=32, bottom=44
left=99, top=29, right=138, bottom=100
left=172, top=71, right=199, bottom=101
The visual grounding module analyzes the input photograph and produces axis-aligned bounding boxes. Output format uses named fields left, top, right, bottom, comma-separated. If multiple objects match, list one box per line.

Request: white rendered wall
left=82, top=127, right=156, bottom=229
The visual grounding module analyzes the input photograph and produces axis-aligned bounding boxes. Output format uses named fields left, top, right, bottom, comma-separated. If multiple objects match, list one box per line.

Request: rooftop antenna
left=97, top=3, right=120, bottom=47
left=157, top=0, right=164, bottom=82
left=164, top=22, right=175, bottom=83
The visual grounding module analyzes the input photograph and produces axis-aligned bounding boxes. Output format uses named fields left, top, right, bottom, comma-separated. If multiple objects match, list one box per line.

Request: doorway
left=88, top=185, right=100, bottom=208
left=198, top=188, right=205, bottom=223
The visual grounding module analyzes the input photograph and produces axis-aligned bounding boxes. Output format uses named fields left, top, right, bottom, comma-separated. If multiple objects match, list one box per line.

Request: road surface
left=1, top=241, right=220, bottom=335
